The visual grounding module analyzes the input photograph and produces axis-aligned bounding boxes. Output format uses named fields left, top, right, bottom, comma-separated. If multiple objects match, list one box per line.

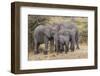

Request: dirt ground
left=28, top=44, right=88, bottom=61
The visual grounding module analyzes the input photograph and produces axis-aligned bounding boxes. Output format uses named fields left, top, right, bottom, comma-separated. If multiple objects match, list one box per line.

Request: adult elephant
left=33, top=24, right=59, bottom=54
left=59, top=22, right=80, bottom=51
left=55, top=23, right=79, bottom=51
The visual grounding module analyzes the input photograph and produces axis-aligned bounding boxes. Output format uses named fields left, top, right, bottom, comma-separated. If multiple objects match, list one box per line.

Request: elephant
left=33, top=24, right=60, bottom=54
left=33, top=25, right=51, bottom=54
left=54, top=30, right=70, bottom=53
left=59, top=23, right=80, bottom=51
left=33, top=22, right=79, bottom=54
left=53, top=22, right=80, bottom=52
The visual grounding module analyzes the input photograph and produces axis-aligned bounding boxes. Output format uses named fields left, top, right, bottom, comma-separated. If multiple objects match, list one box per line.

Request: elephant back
left=59, top=29, right=70, bottom=36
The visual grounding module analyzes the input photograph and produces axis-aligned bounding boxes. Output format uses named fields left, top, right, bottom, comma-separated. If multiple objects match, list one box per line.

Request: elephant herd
left=33, top=23, right=80, bottom=55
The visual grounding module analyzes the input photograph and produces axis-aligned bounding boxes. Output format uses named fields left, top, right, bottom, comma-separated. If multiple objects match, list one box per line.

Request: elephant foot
left=76, top=47, right=80, bottom=49
left=70, top=49, right=74, bottom=52
left=44, top=51, right=48, bottom=55
left=57, top=52, right=59, bottom=55
left=70, top=47, right=75, bottom=52
left=65, top=52, right=68, bottom=54
left=71, top=50, right=74, bottom=52
left=65, top=50, right=68, bottom=54
left=34, top=51, right=39, bottom=54
left=60, top=51, right=64, bottom=53
left=59, top=49, right=64, bottom=53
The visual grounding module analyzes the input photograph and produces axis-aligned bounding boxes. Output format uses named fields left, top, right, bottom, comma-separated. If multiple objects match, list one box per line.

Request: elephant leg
left=59, top=43, right=62, bottom=53
left=44, top=42, right=48, bottom=55
left=76, top=36, right=80, bottom=49
left=62, top=46, right=64, bottom=53
left=54, top=42, right=57, bottom=52
left=55, top=42, right=60, bottom=54
left=75, top=31, right=80, bottom=49
left=76, top=41, right=80, bottom=49
left=44, top=37, right=48, bottom=55
left=65, top=42, right=69, bottom=53
left=55, top=43, right=58, bottom=53
left=54, top=45, right=56, bottom=52
left=54, top=39, right=59, bottom=53
left=34, top=42, right=39, bottom=54
left=70, top=36, right=75, bottom=51
left=50, top=40, right=54, bottom=53
left=59, top=43, right=64, bottom=53
left=70, top=42, right=74, bottom=52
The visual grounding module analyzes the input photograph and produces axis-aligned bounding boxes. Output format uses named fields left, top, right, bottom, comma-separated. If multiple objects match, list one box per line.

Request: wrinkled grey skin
left=33, top=22, right=79, bottom=54
left=54, top=30, right=70, bottom=53
left=33, top=24, right=58, bottom=54
left=59, top=23, right=80, bottom=51
left=62, top=23, right=79, bottom=51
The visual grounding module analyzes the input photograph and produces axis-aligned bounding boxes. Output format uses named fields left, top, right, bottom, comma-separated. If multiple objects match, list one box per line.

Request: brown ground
left=28, top=44, right=88, bottom=61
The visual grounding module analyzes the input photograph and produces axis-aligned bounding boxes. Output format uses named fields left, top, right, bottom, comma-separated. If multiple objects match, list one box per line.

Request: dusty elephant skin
left=54, top=22, right=80, bottom=53
left=33, top=25, right=55, bottom=54
left=33, top=22, right=80, bottom=55
left=59, top=23, right=80, bottom=51
left=54, top=30, right=70, bottom=53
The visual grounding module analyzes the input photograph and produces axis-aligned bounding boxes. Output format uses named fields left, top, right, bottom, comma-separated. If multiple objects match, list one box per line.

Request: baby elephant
left=54, top=30, right=70, bottom=53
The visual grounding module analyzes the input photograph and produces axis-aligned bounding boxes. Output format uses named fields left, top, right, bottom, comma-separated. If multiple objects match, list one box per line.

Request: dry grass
left=28, top=44, right=88, bottom=61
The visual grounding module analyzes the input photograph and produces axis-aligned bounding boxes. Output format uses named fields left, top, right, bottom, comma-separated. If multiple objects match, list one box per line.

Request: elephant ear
left=50, top=27, right=56, bottom=36
left=51, top=25, right=60, bottom=35
left=44, top=28, right=51, bottom=38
